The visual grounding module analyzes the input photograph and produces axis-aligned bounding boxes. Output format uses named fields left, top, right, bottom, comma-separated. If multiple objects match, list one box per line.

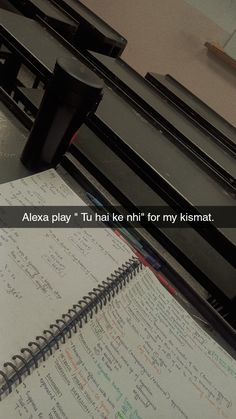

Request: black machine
left=0, top=5, right=235, bottom=355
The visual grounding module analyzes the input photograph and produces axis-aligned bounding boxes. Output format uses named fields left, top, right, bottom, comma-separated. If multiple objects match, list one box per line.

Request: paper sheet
left=1, top=267, right=235, bottom=418
left=0, top=169, right=133, bottom=366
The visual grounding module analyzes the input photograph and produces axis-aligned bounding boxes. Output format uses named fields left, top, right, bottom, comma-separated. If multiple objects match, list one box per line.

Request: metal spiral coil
left=0, top=256, right=142, bottom=399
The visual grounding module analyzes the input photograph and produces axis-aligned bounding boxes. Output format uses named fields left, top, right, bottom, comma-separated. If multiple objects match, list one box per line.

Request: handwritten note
left=1, top=267, right=235, bottom=418
left=0, top=170, right=133, bottom=366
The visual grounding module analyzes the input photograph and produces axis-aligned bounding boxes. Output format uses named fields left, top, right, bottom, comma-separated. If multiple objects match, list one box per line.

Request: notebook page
left=1, top=267, right=235, bottom=418
left=0, top=169, right=133, bottom=366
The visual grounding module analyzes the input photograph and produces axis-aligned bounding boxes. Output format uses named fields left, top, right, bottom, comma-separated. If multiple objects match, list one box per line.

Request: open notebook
left=0, top=169, right=235, bottom=418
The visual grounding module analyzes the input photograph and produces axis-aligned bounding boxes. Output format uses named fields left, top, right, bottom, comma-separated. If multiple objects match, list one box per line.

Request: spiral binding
left=0, top=256, right=142, bottom=399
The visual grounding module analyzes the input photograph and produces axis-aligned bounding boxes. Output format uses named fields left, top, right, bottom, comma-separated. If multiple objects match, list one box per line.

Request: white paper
left=1, top=267, right=235, bottom=418
left=0, top=169, right=133, bottom=366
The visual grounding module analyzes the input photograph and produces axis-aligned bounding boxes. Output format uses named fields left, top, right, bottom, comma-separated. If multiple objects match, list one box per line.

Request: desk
left=1, top=12, right=235, bottom=197
left=145, top=72, right=236, bottom=151
left=5, top=85, right=234, bottom=303
left=0, top=96, right=235, bottom=357
left=1, top=10, right=235, bottom=264
left=89, top=51, right=236, bottom=185
left=0, top=10, right=235, bottom=316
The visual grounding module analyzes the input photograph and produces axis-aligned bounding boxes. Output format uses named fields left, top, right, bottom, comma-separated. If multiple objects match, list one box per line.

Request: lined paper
left=1, top=267, right=235, bottom=418
left=0, top=169, right=133, bottom=366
